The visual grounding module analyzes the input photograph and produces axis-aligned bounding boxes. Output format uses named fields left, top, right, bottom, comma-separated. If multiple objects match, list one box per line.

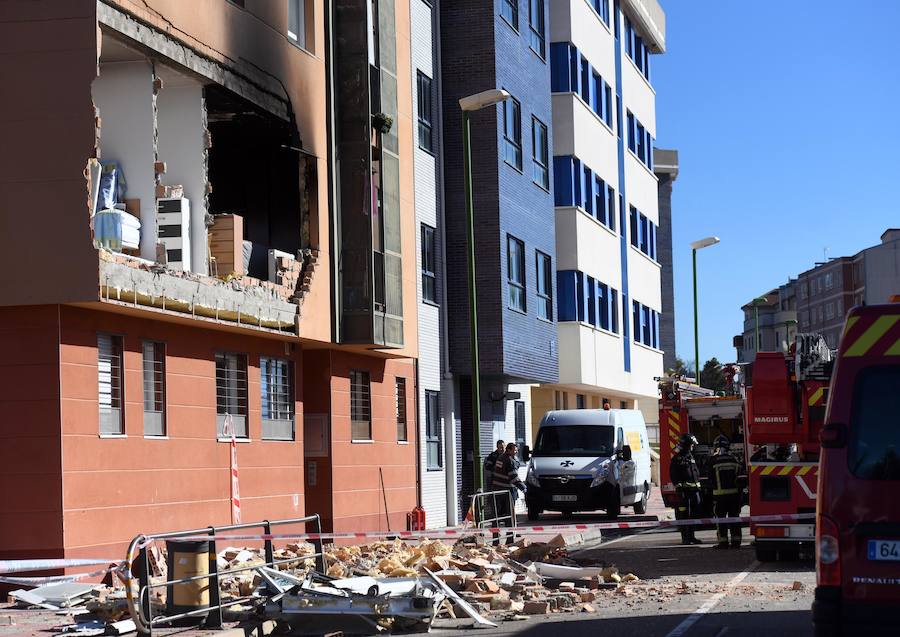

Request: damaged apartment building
left=0, top=0, right=420, bottom=567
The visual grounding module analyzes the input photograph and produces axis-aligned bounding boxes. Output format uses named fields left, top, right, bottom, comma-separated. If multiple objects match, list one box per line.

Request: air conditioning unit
left=157, top=197, right=191, bottom=272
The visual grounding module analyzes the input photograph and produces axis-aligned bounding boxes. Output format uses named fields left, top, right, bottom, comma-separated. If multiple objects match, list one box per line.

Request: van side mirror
left=621, top=445, right=633, bottom=462
left=820, top=422, right=847, bottom=449
left=522, top=445, right=531, bottom=462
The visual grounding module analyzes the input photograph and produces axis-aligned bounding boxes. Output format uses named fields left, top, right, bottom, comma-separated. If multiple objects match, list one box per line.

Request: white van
left=522, top=409, right=652, bottom=520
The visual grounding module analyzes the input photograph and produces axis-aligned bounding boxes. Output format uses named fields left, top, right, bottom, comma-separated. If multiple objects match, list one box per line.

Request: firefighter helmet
left=679, top=433, right=699, bottom=448
left=713, top=435, right=730, bottom=453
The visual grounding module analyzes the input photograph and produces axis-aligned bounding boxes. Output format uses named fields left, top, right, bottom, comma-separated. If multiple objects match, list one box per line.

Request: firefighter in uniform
left=708, top=435, right=744, bottom=548
left=671, top=433, right=703, bottom=545
left=492, top=443, right=526, bottom=543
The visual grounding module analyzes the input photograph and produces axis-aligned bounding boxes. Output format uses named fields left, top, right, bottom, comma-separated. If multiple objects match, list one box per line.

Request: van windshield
left=849, top=367, right=900, bottom=480
left=533, top=425, right=615, bottom=457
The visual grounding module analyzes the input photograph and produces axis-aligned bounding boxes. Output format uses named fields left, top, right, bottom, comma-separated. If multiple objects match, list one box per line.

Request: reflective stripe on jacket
left=708, top=454, right=742, bottom=497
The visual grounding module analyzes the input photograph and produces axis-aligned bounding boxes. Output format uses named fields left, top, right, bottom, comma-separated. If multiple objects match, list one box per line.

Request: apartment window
left=350, top=370, right=371, bottom=441
left=261, top=357, right=294, bottom=440
left=216, top=352, right=248, bottom=438
left=563, top=392, right=569, bottom=409
left=396, top=377, right=408, bottom=442
left=594, top=0, right=609, bottom=25
left=825, top=302, right=836, bottom=320
left=576, top=394, right=586, bottom=409
left=800, top=283, right=808, bottom=299
left=625, top=15, right=651, bottom=81
left=536, top=250, right=553, bottom=320
left=824, top=272, right=834, bottom=290
left=99, top=334, right=124, bottom=435
left=503, top=97, right=522, bottom=170
left=626, top=112, right=635, bottom=152
left=629, top=206, right=657, bottom=260
left=507, top=235, right=526, bottom=312
left=421, top=224, right=437, bottom=303
left=532, top=117, right=549, bottom=189
left=557, top=269, right=620, bottom=334
left=142, top=341, right=166, bottom=436
left=425, top=390, right=442, bottom=469
left=514, top=400, right=526, bottom=459
left=554, top=391, right=562, bottom=410
left=528, top=0, right=545, bottom=58
left=287, top=0, right=307, bottom=50
left=501, top=0, right=518, bottom=30
left=632, top=301, right=660, bottom=348
left=416, top=71, right=434, bottom=152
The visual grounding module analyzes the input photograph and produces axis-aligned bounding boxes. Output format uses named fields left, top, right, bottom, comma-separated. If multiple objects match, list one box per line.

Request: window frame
left=507, top=234, right=527, bottom=313
left=416, top=71, right=434, bottom=153
left=425, top=390, right=442, bottom=469
left=216, top=352, right=249, bottom=439
left=536, top=250, right=553, bottom=321
left=501, top=0, right=519, bottom=31
left=531, top=116, right=549, bottom=190
left=420, top=223, right=437, bottom=304
left=142, top=340, right=166, bottom=437
left=261, top=356, right=295, bottom=441
left=287, top=0, right=308, bottom=51
left=514, top=400, right=527, bottom=460
left=528, top=0, right=546, bottom=59
left=396, top=377, right=408, bottom=442
left=99, top=333, right=125, bottom=436
left=503, top=96, right=523, bottom=171
left=350, top=369, right=372, bottom=442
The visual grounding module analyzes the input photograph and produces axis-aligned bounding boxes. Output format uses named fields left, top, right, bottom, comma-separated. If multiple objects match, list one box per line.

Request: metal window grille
left=421, top=224, right=437, bottom=303
left=261, top=357, right=294, bottom=440
left=99, top=334, right=124, bottom=435
left=350, top=370, right=371, bottom=440
left=142, top=341, right=166, bottom=436
left=425, top=390, right=442, bottom=469
left=216, top=352, right=248, bottom=438
left=507, top=235, right=526, bottom=312
left=396, top=377, right=407, bottom=442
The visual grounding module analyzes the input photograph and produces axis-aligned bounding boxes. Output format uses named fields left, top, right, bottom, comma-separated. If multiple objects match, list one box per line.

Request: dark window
left=576, top=394, right=586, bottom=409
left=216, top=352, right=248, bottom=438
left=580, top=57, right=591, bottom=104
left=760, top=476, right=791, bottom=501
left=501, top=0, right=518, bottom=30
left=607, top=185, right=616, bottom=231
left=142, top=341, right=166, bottom=436
left=534, top=425, right=615, bottom=457
left=604, top=83, right=613, bottom=127
left=426, top=390, right=442, bottom=469
left=99, top=334, right=124, bottom=435
left=287, top=0, right=307, bottom=50
left=626, top=111, right=635, bottom=152
left=508, top=235, right=526, bottom=312
left=528, top=0, right=545, bottom=58
left=421, top=224, right=437, bottom=303
left=515, top=400, right=526, bottom=459
left=396, top=377, right=407, bottom=442
left=417, top=71, right=434, bottom=152
left=350, top=369, right=372, bottom=440
left=594, top=176, right=606, bottom=225
left=629, top=206, right=639, bottom=247
left=261, top=357, right=294, bottom=440
left=536, top=250, right=553, bottom=320
left=531, top=117, right=549, bottom=189
left=849, top=367, right=900, bottom=480
left=503, top=97, right=523, bottom=170
left=595, top=0, right=609, bottom=25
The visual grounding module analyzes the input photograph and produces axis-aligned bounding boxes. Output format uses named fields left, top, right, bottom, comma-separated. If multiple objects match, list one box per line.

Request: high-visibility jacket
left=492, top=454, right=523, bottom=491
left=708, top=453, right=742, bottom=497
left=671, top=451, right=701, bottom=490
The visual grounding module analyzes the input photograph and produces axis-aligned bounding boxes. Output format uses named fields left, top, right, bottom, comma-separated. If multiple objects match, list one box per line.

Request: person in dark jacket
left=491, top=443, right=526, bottom=542
left=707, top=435, right=744, bottom=548
left=671, top=433, right=703, bottom=545
left=483, top=440, right=506, bottom=491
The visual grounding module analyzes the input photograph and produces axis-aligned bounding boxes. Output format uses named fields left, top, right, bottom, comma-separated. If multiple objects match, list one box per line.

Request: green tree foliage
left=667, top=356, right=690, bottom=378
left=701, top=357, right=727, bottom=393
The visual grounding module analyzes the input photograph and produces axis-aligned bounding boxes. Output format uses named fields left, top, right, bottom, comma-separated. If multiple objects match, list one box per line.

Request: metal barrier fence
left=125, top=514, right=325, bottom=635
left=471, top=489, right=517, bottom=545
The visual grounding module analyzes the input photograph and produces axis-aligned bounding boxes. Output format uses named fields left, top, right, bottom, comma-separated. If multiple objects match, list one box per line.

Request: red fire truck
left=745, top=334, right=833, bottom=561
left=658, top=378, right=748, bottom=515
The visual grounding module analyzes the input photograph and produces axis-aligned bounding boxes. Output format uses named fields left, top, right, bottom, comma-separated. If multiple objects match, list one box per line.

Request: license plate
left=868, top=540, right=900, bottom=561
left=552, top=495, right=578, bottom=502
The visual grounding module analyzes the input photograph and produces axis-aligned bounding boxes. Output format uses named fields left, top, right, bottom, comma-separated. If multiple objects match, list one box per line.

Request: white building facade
left=532, top=0, right=666, bottom=428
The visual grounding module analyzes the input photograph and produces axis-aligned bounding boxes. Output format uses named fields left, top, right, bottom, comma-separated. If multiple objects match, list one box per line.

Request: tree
left=701, top=357, right=727, bottom=393
left=667, top=356, right=691, bottom=379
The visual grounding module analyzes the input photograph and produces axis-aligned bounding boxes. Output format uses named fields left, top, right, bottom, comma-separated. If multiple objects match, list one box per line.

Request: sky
left=652, top=0, right=900, bottom=367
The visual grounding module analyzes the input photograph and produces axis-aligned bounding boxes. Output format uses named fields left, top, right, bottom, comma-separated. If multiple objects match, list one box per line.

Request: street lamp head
left=690, top=236, right=721, bottom=251
left=459, top=88, right=511, bottom=112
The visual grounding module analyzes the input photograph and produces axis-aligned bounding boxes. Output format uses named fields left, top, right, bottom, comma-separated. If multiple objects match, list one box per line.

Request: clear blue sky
left=652, top=0, right=900, bottom=367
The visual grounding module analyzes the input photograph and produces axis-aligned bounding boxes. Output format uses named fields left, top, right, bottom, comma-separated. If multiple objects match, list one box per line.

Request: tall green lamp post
left=459, top=88, right=511, bottom=493
left=690, top=236, right=720, bottom=385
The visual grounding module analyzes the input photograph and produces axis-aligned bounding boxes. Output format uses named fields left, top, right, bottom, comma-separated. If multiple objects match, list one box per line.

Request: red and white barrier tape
left=0, top=564, right=124, bottom=586
left=138, top=512, right=815, bottom=545
left=0, top=558, right=122, bottom=575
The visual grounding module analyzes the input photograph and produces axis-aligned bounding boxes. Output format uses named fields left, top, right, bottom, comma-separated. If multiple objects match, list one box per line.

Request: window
left=531, top=117, right=549, bottom=189
left=287, top=0, right=307, bottom=49
left=216, top=352, right=248, bottom=438
left=825, top=302, right=835, bottom=320
left=528, top=0, right=545, bottom=58
left=626, top=111, right=635, bottom=152
left=261, top=357, right=294, bottom=440
left=425, top=390, right=442, bottom=469
left=507, top=235, right=526, bottom=312
left=142, top=341, right=166, bottom=436
left=554, top=391, right=563, bottom=410
left=580, top=58, right=591, bottom=104
left=800, top=283, right=808, bottom=299
left=624, top=14, right=651, bottom=81
left=514, top=400, right=526, bottom=459
left=563, top=392, right=569, bottom=409
left=503, top=97, right=522, bottom=170
left=848, top=368, right=900, bottom=480
left=824, top=272, right=834, bottom=290
left=576, top=394, right=586, bottom=409
left=421, top=224, right=437, bottom=303
left=350, top=370, right=371, bottom=440
left=416, top=71, right=433, bottom=152
left=501, top=0, right=518, bottom=30
left=626, top=110, right=653, bottom=168
left=99, top=334, right=124, bottom=435
left=629, top=206, right=657, bottom=259
left=396, top=377, right=408, bottom=442
left=557, top=270, right=620, bottom=333
left=536, top=250, right=553, bottom=320
left=552, top=156, right=614, bottom=232
left=594, top=0, right=609, bottom=25
left=632, top=300, right=660, bottom=348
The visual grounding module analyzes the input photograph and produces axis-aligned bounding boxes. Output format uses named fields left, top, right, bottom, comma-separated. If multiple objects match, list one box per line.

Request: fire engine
left=745, top=334, right=833, bottom=561
left=658, top=377, right=748, bottom=516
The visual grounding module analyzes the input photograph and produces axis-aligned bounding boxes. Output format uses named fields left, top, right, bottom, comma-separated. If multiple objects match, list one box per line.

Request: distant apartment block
left=654, top=148, right=678, bottom=372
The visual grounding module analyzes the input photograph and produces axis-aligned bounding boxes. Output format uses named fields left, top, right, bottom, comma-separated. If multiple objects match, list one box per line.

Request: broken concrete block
left=792, top=581, right=803, bottom=591
left=580, top=591, right=598, bottom=602
left=523, top=600, right=550, bottom=615
left=558, top=582, right=575, bottom=591
left=581, top=603, right=596, bottom=613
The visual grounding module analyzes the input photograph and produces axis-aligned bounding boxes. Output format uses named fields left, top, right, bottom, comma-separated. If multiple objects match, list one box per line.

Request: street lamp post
left=460, top=89, right=510, bottom=494
left=752, top=297, right=768, bottom=352
left=690, top=236, right=720, bottom=385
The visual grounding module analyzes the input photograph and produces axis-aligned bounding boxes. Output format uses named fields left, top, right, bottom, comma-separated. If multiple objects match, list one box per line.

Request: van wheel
left=633, top=486, right=648, bottom=514
left=605, top=490, right=621, bottom=519
left=527, top=506, right=541, bottom=522
left=755, top=544, right=778, bottom=562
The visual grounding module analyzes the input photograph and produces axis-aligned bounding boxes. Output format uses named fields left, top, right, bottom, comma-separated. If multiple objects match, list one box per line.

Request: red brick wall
left=58, top=305, right=306, bottom=559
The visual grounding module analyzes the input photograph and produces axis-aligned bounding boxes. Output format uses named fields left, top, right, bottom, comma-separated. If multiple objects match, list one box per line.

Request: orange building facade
left=0, top=0, right=419, bottom=568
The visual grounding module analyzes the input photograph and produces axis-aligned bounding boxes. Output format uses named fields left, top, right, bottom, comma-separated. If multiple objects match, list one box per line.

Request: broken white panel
left=92, top=60, right=157, bottom=260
